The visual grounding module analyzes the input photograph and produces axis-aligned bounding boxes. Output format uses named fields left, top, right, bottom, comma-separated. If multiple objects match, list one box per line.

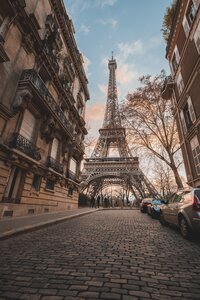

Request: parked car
left=159, top=188, right=200, bottom=239
left=147, top=199, right=166, bottom=218
left=140, top=198, right=153, bottom=213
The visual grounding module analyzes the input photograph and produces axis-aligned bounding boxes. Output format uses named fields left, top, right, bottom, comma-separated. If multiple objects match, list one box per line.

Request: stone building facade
left=0, top=0, right=89, bottom=217
left=162, top=0, right=200, bottom=187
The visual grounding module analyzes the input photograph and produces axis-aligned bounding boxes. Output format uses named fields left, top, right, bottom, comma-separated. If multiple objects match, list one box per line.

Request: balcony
left=162, top=76, right=174, bottom=100
left=53, top=30, right=62, bottom=51
left=45, top=14, right=55, bottom=33
left=19, top=70, right=74, bottom=137
left=67, top=170, right=76, bottom=181
left=1, top=197, right=20, bottom=204
left=9, top=133, right=41, bottom=161
left=43, top=42, right=59, bottom=73
left=47, top=156, right=64, bottom=174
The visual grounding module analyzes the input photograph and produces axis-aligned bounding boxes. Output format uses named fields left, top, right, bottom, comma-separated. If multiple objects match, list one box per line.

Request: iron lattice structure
left=81, top=56, right=157, bottom=199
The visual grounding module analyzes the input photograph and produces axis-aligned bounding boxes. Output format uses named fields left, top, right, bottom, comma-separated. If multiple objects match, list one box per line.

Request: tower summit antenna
left=111, top=51, right=114, bottom=60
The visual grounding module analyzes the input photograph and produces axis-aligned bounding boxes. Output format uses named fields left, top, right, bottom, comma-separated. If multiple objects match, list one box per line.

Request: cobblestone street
left=0, top=210, right=200, bottom=300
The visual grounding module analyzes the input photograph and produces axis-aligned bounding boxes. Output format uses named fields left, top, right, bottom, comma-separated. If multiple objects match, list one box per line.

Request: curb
left=0, top=209, right=100, bottom=240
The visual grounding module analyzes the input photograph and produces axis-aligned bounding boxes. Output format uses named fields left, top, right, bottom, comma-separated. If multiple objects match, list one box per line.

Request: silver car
left=159, top=188, right=200, bottom=239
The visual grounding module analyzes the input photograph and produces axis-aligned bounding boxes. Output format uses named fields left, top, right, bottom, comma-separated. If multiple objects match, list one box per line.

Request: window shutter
left=177, top=72, right=184, bottom=95
left=20, top=110, right=36, bottom=141
left=180, top=111, right=187, bottom=134
left=190, top=135, right=199, bottom=150
left=182, top=16, right=190, bottom=36
left=187, top=96, right=196, bottom=123
left=193, top=0, right=200, bottom=10
left=169, top=61, right=174, bottom=75
left=194, top=21, right=200, bottom=54
left=69, top=158, right=77, bottom=174
left=174, top=45, right=180, bottom=63
left=51, top=138, right=59, bottom=159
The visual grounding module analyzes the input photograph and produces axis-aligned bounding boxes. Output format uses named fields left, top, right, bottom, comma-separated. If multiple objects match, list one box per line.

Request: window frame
left=190, top=135, right=200, bottom=175
left=176, top=72, right=184, bottom=96
left=45, top=179, right=55, bottom=191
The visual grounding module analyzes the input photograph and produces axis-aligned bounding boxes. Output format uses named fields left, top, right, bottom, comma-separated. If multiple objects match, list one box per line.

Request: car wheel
left=159, top=212, right=168, bottom=226
left=179, top=217, right=192, bottom=239
left=151, top=211, right=155, bottom=219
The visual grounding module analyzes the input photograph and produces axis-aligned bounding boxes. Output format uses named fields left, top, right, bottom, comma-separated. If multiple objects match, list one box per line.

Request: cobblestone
left=0, top=210, right=200, bottom=299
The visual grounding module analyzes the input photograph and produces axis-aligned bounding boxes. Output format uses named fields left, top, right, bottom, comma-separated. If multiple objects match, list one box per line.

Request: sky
left=64, top=0, right=173, bottom=149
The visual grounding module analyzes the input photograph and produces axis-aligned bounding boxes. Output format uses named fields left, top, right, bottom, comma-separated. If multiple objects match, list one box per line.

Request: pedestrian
left=97, top=195, right=100, bottom=208
left=90, top=195, right=95, bottom=208
left=104, top=195, right=108, bottom=208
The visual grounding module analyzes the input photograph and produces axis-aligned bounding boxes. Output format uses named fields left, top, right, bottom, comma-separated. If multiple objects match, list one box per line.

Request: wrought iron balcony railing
left=1, top=196, right=21, bottom=204
left=47, top=156, right=64, bottom=174
left=9, top=133, right=41, bottom=161
left=20, top=70, right=74, bottom=136
left=43, top=43, right=59, bottom=73
left=68, top=170, right=76, bottom=180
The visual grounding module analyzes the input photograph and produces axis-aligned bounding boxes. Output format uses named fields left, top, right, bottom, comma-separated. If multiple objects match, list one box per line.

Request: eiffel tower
left=81, top=55, right=157, bottom=200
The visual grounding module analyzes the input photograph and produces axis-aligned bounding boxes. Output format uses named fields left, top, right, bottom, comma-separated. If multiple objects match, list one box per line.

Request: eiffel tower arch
left=81, top=55, right=157, bottom=201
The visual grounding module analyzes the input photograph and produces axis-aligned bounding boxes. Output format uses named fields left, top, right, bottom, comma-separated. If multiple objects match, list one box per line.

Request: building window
left=68, top=187, right=73, bottom=196
left=171, top=46, right=180, bottom=73
left=186, top=1, right=197, bottom=27
left=176, top=72, right=184, bottom=95
left=190, top=135, right=200, bottom=175
left=180, top=96, right=196, bottom=134
left=194, top=21, right=200, bottom=53
left=20, top=109, right=36, bottom=142
left=183, top=102, right=193, bottom=129
left=183, top=1, right=198, bottom=36
left=51, top=137, right=59, bottom=160
left=183, top=16, right=190, bottom=36
left=187, top=96, right=196, bottom=123
left=69, top=157, right=77, bottom=174
left=2, top=166, right=26, bottom=203
left=32, top=175, right=41, bottom=192
left=45, top=179, right=55, bottom=191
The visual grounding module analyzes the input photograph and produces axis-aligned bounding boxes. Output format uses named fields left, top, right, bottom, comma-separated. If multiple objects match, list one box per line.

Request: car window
left=195, top=190, right=200, bottom=199
left=152, top=200, right=164, bottom=205
left=169, top=193, right=182, bottom=203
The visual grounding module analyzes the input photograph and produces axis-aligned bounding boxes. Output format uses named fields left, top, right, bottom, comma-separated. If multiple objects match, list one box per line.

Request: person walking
left=97, top=195, right=100, bottom=208
left=90, top=195, right=95, bottom=208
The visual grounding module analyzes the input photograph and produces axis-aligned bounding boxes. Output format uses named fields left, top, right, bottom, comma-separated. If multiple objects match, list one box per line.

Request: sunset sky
left=64, top=0, right=173, bottom=146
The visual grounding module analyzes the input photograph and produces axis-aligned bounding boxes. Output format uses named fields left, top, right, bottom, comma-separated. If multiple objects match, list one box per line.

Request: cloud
left=117, top=63, right=138, bottom=85
left=95, top=0, right=118, bottom=7
left=65, top=0, right=118, bottom=18
left=98, top=18, right=118, bottom=28
left=117, top=40, right=143, bottom=60
left=79, top=23, right=90, bottom=34
left=82, top=54, right=91, bottom=74
left=86, top=103, right=105, bottom=122
left=98, top=84, right=107, bottom=95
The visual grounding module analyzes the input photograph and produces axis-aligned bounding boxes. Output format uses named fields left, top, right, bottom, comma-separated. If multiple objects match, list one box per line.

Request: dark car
left=140, top=198, right=153, bottom=213
left=159, top=188, right=200, bottom=239
left=147, top=199, right=166, bottom=218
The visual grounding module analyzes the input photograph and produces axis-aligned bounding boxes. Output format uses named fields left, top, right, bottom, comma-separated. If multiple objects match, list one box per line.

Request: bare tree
left=121, top=71, right=183, bottom=189
left=83, top=123, right=96, bottom=156
left=151, top=159, right=178, bottom=198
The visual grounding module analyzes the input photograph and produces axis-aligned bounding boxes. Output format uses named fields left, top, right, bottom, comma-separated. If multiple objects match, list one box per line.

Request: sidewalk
left=0, top=207, right=99, bottom=240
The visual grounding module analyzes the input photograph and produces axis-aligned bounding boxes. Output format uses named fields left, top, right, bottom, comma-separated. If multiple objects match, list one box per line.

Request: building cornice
left=50, top=0, right=90, bottom=101
left=166, top=0, right=186, bottom=59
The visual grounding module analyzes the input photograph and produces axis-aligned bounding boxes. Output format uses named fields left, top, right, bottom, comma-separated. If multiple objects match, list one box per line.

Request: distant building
left=0, top=0, right=89, bottom=217
left=162, top=0, right=200, bottom=187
